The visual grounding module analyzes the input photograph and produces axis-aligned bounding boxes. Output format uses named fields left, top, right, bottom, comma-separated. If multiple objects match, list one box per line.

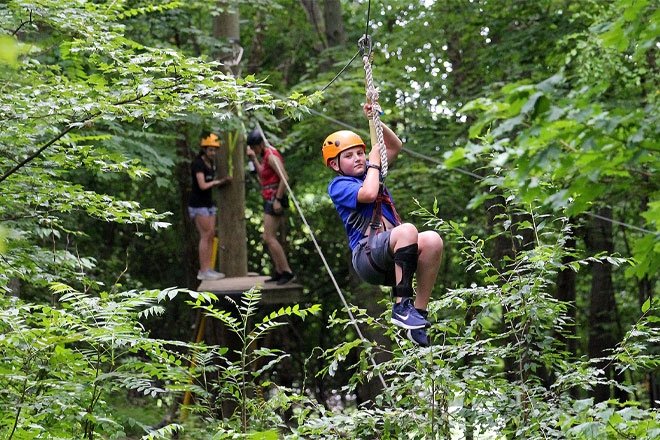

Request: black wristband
left=367, top=164, right=381, bottom=171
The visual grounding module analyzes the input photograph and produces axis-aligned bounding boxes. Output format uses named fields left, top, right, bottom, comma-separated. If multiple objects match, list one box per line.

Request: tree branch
left=0, top=91, right=150, bottom=184
left=12, top=10, right=33, bottom=37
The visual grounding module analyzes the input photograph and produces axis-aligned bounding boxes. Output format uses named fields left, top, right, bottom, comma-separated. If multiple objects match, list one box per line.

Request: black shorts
left=264, top=195, right=289, bottom=216
left=351, top=230, right=396, bottom=286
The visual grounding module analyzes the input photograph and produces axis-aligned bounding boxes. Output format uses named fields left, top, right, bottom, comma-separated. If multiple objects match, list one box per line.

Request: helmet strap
left=332, top=157, right=346, bottom=175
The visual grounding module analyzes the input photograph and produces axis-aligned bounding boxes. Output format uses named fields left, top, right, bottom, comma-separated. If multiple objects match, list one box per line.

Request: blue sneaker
left=391, top=298, right=429, bottom=329
left=407, top=328, right=430, bottom=347
left=406, top=309, right=430, bottom=346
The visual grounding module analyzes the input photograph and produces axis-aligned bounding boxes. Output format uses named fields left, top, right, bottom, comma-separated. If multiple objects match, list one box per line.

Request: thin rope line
left=319, top=0, right=372, bottom=93
left=321, top=50, right=361, bottom=92
left=364, top=0, right=372, bottom=39
left=254, top=122, right=388, bottom=389
left=270, top=92, right=658, bottom=237
left=584, top=212, right=657, bottom=236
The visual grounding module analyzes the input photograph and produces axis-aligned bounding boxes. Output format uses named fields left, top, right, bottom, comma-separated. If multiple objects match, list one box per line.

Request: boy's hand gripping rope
left=359, top=35, right=388, bottom=179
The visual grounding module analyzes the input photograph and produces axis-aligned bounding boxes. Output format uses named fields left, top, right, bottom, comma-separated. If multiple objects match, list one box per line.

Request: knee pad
left=392, top=285, right=414, bottom=298
left=393, top=243, right=418, bottom=290
left=394, top=244, right=418, bottom=275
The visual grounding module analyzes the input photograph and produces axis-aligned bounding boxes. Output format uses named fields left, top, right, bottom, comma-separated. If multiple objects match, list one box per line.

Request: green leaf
left=0, top=35, right=19, bottom=67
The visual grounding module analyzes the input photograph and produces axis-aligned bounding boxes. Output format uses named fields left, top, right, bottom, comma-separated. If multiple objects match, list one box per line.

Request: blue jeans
left=188, top=206, right=217, bottom=219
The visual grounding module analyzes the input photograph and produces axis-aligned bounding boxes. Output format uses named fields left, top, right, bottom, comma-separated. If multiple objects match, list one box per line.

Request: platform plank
left=197, top=275, right=303, bottom=304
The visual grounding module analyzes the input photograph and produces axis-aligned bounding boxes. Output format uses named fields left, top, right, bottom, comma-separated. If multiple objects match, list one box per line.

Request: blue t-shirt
left=328, top=173, right=400, bottom=251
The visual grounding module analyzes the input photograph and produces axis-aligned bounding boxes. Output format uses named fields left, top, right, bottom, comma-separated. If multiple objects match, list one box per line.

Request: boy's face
left=330, top=146, right=366, bottom=176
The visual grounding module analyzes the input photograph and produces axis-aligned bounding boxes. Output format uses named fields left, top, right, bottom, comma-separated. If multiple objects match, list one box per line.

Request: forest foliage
left=0, top=0, right=658, bottom=439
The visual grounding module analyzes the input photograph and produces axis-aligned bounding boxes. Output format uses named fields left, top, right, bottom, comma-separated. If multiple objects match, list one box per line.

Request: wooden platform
left=197, top=275, right=303, bottom=305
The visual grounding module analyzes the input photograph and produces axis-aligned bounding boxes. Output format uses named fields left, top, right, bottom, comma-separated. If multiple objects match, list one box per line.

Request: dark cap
left=246, top=129, right=263, bottom=146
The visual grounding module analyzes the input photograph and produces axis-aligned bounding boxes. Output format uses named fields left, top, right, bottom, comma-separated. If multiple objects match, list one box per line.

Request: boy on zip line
left=323, top=104, right=444, bottom=346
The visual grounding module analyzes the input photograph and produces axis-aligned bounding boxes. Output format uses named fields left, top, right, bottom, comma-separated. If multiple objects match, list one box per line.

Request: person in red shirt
left=246, top=129, right=295, bottom=285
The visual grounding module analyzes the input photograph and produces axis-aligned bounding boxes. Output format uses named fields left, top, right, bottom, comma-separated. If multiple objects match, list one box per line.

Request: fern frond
left=140, top=423, right=183, bottom=440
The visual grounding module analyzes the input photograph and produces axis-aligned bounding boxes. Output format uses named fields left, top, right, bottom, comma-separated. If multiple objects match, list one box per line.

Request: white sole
left=391, top=318, right=426, bottom=330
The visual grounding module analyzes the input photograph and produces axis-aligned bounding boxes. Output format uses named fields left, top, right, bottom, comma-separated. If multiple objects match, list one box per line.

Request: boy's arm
left=381, top=122, right=403, bottom=165
left=357, top=157, right=382, bottom=203
left=357, top=104, right=402, bottom=203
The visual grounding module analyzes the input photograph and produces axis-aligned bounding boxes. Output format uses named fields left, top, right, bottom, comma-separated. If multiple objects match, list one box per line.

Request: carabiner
left=358, top=34, right=372, bottom=56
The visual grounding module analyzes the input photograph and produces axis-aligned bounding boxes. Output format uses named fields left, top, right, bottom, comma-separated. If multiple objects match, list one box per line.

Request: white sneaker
left=197, top=269, right=226, bottom=280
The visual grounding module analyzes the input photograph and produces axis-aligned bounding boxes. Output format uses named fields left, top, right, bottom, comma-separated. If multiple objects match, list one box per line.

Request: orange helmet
left=200, top=133, right=221, bottom=148
left=322, top=130, right=366, bottom=166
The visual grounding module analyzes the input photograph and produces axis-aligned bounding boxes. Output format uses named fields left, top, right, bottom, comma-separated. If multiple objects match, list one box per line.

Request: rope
left=358, top=0, right=388, bottom=178
left=254, top=122, right=388, bottom=389
left=362, top=52, right=388, bottom=178
left=321, top=50, right=361, bottom=92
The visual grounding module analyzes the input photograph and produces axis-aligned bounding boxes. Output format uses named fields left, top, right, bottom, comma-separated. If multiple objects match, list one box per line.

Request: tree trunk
left=213, top=1, right=241, bottom=67
left=585, top=206, right=625, bottom=402
left=211, top=3, right=247, bottom=421
left=637, top=191, right=658, bottom=408
left=555, top=235, right=577, bottom=355
left=639, top=276, right=659, bottom=408
left=299, top=0, right=327, bottom=50
left=213, top=2, right=248, bottom=277
left=216, top=131, right=248, bottom=277
left=323, top=0, right=346, bottom=48
left=484, top=195, right=516, bottom=385
left=554, top=234, right=578, bottom=397
left=246, top=9, right=265, bottom=74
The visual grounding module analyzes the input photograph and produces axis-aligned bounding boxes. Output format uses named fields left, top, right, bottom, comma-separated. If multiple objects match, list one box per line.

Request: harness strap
left=364, top=182, right=403, bottom=276
left=367, top=183, right=402, bottom=240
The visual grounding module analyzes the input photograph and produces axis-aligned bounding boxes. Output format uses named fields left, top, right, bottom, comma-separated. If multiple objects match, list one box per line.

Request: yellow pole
left=181, top=313, right=207, bottom=420
left=210, top=236, right=219, bottom=270
left=182, top=233, right=217, bottom=418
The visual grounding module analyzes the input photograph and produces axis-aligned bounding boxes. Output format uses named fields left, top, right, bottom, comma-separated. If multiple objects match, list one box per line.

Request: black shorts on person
left=264, top=195, right=289, bottom=216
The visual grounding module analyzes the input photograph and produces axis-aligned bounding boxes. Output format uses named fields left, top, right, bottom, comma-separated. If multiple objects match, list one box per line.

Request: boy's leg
left=388, top=223, right=429, bottom=330
left=388, top=223, right=419, bottom=301
left=414, top=231, right=444, bottom=310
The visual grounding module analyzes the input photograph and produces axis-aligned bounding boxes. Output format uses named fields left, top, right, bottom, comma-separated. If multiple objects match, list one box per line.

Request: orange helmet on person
left=200, top=133, right=221, bottom=148
left=322, top=130, right=366, bottom=166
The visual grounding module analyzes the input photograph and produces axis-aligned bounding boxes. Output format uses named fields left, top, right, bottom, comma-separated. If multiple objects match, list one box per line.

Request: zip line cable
left=253, top=122, right=388, bottom=389
left=582, top=212, right=658, bottom=236
left=265, top=92, right=658, bottom=237
left=320, top=50, right=361, bottom=92
left=318, top=0, right=371, bottom=93
left=364, top=0, right=372, bottom=39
